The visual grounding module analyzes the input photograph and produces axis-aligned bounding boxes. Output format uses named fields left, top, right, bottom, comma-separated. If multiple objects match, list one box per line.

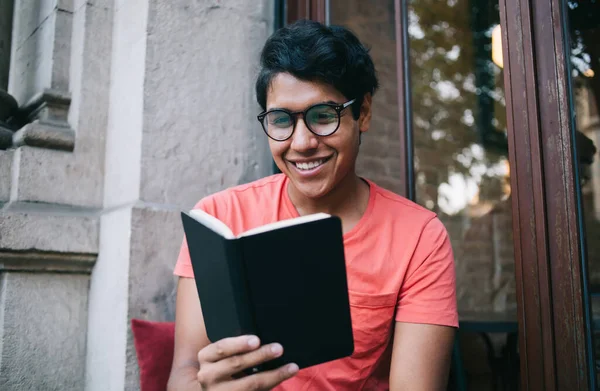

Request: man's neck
left=287, top=173, right=370, bottom=223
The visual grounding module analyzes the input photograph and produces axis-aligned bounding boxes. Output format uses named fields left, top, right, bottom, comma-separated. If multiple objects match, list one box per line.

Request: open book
left=181, top=209, right=354, bottom=371
left=189, top=208, right=333, bottom=239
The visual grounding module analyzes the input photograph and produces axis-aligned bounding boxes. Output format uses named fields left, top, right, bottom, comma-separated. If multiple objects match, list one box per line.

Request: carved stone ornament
left=0, top=88, right=18, bottom=149
left=10, top=89, right=75, bottom=151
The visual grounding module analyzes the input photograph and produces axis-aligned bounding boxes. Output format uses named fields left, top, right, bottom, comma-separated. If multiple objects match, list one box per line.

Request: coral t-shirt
left=174, top=174, right=458, bottom=390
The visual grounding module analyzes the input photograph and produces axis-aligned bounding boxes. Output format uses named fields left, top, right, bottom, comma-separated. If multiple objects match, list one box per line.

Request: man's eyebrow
left=267, top=100, right=339, bottom=111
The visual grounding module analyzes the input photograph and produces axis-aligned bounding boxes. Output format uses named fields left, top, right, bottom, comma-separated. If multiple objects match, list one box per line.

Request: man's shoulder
left=367, top=180, right=450, bottom=244
left=369, top=180, right=437, bottom=222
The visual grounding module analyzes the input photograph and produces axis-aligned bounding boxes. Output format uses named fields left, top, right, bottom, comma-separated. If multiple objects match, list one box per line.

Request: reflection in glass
left=563, top=0, right=600, bottom=380
left=408, top=0, right=516, bottom=388
left=408, top=0, right=512, bottom=312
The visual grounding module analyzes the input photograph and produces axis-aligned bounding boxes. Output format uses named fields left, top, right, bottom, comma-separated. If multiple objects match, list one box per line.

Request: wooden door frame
left=286, top=0, right=596, bottom=388
left=286, top=0, right=327, bottom=25
left=499, top=0, right=596, bottom=387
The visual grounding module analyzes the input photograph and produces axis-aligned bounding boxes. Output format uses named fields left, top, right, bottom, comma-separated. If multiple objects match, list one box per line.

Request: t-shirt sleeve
left=173, top=233, right=194, bottom=278
left=395, top=217, right=458, bottom=327
left=173, top=199, right=211, bottom=278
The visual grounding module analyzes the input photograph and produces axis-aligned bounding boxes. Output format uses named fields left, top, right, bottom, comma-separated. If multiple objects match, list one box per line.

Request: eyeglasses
left=257, top=99, right=356, bottom=141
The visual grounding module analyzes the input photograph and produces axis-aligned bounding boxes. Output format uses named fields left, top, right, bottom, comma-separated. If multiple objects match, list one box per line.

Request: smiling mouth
left=290, top=157, right=332, bottom=171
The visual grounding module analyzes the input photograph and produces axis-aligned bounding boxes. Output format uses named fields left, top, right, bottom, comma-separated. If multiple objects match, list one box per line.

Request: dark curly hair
left=255, top=20, right=379, bottom=119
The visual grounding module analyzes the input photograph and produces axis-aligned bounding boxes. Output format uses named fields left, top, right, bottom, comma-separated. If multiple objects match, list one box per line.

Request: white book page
left=189, top=209, right=235, bottom=239
left=239, top=213, right=331, bottom=238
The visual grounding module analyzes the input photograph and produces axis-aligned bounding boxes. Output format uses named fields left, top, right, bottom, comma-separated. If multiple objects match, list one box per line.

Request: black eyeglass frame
left=257, top=98, right=356, bottom=141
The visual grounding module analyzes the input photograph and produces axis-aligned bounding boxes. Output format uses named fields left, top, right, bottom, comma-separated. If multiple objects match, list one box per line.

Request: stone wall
left=0, top=1, right=274, bottom=390
left=1, top=0, right=111, bottom=388
left=0, top=273, right=89, bottom=390
left=9, top=0, right=73, bottom=106
left=89, top=1, right=275, bottom=389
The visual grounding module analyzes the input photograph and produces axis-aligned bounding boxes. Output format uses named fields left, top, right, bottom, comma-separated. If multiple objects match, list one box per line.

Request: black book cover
left=181, top=211, right=354, bottom=370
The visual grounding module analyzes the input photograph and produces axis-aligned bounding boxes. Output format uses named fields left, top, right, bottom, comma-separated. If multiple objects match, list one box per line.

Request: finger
left=212, top=342, right=284, bottom=378
left=198, top=335, right=260, bottom=363
left=235, top=363, right=299, bottom=391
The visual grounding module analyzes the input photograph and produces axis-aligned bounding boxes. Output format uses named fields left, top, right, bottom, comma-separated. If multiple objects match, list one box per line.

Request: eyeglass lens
left=262, top=104, right=340, bottom=140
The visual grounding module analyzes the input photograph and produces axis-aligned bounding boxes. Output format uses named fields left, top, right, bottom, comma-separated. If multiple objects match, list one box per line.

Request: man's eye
left=311, top=111, right=336, bottom=123
left=319, top=113, right=336, bottom=119
left=269, top=115, right=291, bottom=127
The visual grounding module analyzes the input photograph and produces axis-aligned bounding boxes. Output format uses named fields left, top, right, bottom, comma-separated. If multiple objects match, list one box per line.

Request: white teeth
left=295, top=159, right=324, bottom=171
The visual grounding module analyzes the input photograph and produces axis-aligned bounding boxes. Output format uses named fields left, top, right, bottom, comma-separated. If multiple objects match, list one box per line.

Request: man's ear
left=358, top=93, right=373, bottom=133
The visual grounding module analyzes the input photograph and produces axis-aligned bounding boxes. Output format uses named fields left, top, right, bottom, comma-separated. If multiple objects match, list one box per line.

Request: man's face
left=265, top=73, right=371, bottom=199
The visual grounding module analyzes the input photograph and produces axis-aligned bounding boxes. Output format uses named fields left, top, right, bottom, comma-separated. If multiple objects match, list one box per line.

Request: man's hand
left=196, top=335, right=298, bottom=391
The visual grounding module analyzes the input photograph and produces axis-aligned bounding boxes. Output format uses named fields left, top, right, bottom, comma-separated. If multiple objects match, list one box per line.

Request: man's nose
left=290, top=118, right=319, bottom=151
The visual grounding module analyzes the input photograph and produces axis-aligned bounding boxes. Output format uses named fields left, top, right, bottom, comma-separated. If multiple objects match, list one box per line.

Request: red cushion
left=131, top=319, right=176, bottom=391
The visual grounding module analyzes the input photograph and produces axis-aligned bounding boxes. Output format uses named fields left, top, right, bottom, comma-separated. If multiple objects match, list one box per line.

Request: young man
left=168, top=20, right=458, bottom=391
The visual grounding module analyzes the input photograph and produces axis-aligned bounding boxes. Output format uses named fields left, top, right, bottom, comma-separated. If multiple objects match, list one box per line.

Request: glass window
left=563, top=0, right=600, bottom=379
left=408, top=0, right=516, bottom=388
left=408, top=0, right=512, bottom=310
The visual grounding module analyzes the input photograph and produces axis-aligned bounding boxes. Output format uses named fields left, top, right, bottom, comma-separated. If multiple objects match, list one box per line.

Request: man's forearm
left=167, top=365, right=200, bottom=391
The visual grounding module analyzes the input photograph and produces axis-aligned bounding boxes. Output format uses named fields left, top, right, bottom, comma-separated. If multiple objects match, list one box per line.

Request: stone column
left=0, top=0, right=16, bottom=149
left=7, top=0, right=76, bottom=150
left=0, top=0, right=114, bottom=389
left=84, top=1, right=274, bottom=390
left=0, top=0, right=13, bottom=91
